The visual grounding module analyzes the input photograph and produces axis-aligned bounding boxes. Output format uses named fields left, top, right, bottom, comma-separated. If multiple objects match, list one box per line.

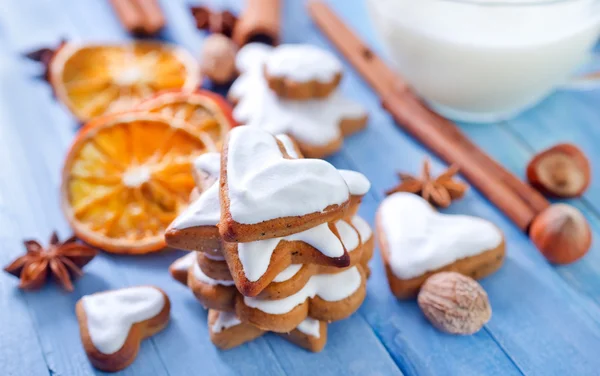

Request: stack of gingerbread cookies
left=165, top=126, right=373, bottom=352
left=229, top=43, right=368, bottom=158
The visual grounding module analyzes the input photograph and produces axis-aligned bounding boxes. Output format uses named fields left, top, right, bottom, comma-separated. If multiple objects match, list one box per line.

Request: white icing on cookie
left=212, top=311, right=242, bottom=333
left=81, top=286, right=165, bottom=355
left=276, top=134, right=300, bottom=158
left=226, top=127, right=349, bottom=224
left=172, top=252, right=197, bottom=271
left=238, top=222, right=345, bottom=282
left=379, top=193, right=503, bottom=279
left=335, top=220, right=359, bottom=252
left=193, top=152, right=221, bottom=180
left=273, top=264, right=303, bottom=283
left=295, top=317, right=321, bottom=338
left=230, top=45, right=366, bottom=147
left=203, top=252, right=225, bottom=261
left=339, top=170, right=370, bottom=196
left=351, top=216, right=372, bottom=242
left=235, top=43, right=273, bottom=73
left=169, top=183, right=220, bottom=229
left=244, top=266, right=361, bottom=314
left=192, top=260, right=235, bottom=286
left=169, top=152, right=221, bottom=230
left=265, top=44, right=342, bottom=83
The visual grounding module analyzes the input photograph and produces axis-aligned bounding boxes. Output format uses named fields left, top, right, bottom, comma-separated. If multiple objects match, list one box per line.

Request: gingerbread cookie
left=188, top=258, right=237, bottom=312
left=376, top=193, right=505, bottom=299
left=165, top=132, right=308, bottom=251
left=263, top=44, right=343, bottom=100
left=169, top=252, right=197, bottom=285
left=208, top=310, right=327, bottom=352
left=238, top=264, right=367, bottom=332
left=219, top=127, right=351, bottom=242
left=76, top=286, right=170, bottom=372
left=230, top=44, right=368, bottom=159
left=338, top=169, right=370, bottom=218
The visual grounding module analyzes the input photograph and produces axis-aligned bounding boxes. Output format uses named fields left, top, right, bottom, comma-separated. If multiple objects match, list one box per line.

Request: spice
left=418, top=272, right=491, bottom=335
left=526, top=143, right=591, bottom=198
left=200, top=34, right=238, bottom=84
left=191, top=6, right=238, bottom=38
left=4, top=232, right=97, bottom=292
left=108, top=0, right=165, bottom=35
left=386, top=159, right=467, bottom=208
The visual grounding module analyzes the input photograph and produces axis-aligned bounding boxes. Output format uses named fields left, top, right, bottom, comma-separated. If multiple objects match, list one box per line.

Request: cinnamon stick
left=135, top=0, right=166, bottom=35
left=308, top=1, right=547, bottom=231
left=109, top=0, right=165, bottom=35
left=109, top=0, right=145, bottom=34
left=232, top=0, right=281, bottom=46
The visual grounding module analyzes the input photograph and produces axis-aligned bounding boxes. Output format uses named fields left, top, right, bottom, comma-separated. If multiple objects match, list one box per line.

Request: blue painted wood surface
left=1, top=1, right=600, bottom=375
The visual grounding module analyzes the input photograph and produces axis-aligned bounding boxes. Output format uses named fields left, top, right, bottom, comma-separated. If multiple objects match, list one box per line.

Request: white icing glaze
left=351, top=216, right=372, bottom=242
left=379, top=193, right=503, bottom=279
left=244, top=266, right=361, bottom=314
left=339, top=170, right=370, bottom=196
left=295, top=317, right=321, bottom=338
left=238, top=222, right=345, bottom=282
left=265, top=44, right=342, bottom=83
left=203, top=252, right=225, bottom=261
left=81, top=286, right=165, bottom=355
left=335, top=220, right=359, bottom=252
left=275, top=134, right=300, bottom=158
left=230, top=45, right=367, bottom=147
left=212, top=311, right=242, bottom=333
left=193, top=152, right=221, bottom=180
left=235, top=43, right=273, bottom=73
left=172, top=252, right=197, bottom=271
left=192, top=260, right=235, bottom=286
left=272, top=264, right=303, bottom=283
left=226, top=127, right=349, bottom=224
left=169, top=183, right=220, bottom=229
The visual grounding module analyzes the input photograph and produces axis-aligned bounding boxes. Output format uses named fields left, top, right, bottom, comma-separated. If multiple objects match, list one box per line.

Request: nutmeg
left=530, top=203, right=591, bottom=264
left=526, top=143, right=591, bottom=198
left=200, top=34, right=238, bottom=84
left=417, top=272, right=491, bottom=335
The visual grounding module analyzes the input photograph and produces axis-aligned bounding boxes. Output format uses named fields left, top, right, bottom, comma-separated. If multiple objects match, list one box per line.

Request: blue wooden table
left=2, top=1, right=600, bottom=375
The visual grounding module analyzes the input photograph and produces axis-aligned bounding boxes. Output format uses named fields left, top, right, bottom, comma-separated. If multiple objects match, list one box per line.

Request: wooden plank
left=312, top=1, right=600, bottom=375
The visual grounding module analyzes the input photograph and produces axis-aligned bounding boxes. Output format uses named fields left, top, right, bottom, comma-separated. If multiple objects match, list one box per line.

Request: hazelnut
left=200, top=34, right=238, bottom=84
left=526, top=143, right=590, bottom=198
left=417, top=272, right=491, bottom=335
left=530, top=203, right=591, bottom=264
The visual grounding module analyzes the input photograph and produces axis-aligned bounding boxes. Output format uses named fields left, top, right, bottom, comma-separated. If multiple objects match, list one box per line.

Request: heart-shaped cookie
left=76, top=286, right=170, bottom=372
left=219, top=126, right=351, bottom=242
left=376, top=192, right=505, bottom=299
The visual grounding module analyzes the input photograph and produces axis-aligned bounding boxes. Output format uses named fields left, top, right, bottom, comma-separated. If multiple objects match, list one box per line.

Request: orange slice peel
left=136, top=90, right=237, bottom=146
left=49, top=41, right=201, bottom=122
left=61, top=112, right=215, bottom=254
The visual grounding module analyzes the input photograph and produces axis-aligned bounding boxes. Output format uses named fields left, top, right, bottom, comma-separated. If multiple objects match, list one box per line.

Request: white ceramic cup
left=367, top=0, right=600, bottom=123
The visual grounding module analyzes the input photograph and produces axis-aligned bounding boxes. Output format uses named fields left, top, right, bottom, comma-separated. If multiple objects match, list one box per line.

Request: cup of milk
left=367, top=0, right=600, bottom=123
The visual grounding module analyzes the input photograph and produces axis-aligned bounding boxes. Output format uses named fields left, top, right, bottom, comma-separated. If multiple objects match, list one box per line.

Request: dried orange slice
left=61, top=113, right=215, bottom=254
left=49, top=41, right=200, bottom=122
left=137, top=90, right=236, bottom=146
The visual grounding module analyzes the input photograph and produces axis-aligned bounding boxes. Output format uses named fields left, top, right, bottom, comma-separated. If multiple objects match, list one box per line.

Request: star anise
left=191, top=6, right=237, bottom=38
left=385, top=159, right=468, bottom=208
left=4, top=232, right=97, bottom=292
left=23, top=39, right=66, bottom=84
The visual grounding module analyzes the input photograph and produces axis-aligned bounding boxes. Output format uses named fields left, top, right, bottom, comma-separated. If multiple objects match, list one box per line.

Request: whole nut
left=526, top=143, right=591, bottom=198
left=417, top=272, right=491, bottom=335
left=530, top=203, right=591, bottom=264
left=200, top=34, right=238, bottom=84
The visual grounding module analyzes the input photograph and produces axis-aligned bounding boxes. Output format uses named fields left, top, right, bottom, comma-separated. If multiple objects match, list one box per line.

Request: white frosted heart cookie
left=76, top=286, right=170, bottom=372
left=219, top=126, right=351, bottom=242
left=230, top=43, right=368, bottom=159
left=376, top=193, right=505, bottom=299
left=263, top=44, right=343, bottom=100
